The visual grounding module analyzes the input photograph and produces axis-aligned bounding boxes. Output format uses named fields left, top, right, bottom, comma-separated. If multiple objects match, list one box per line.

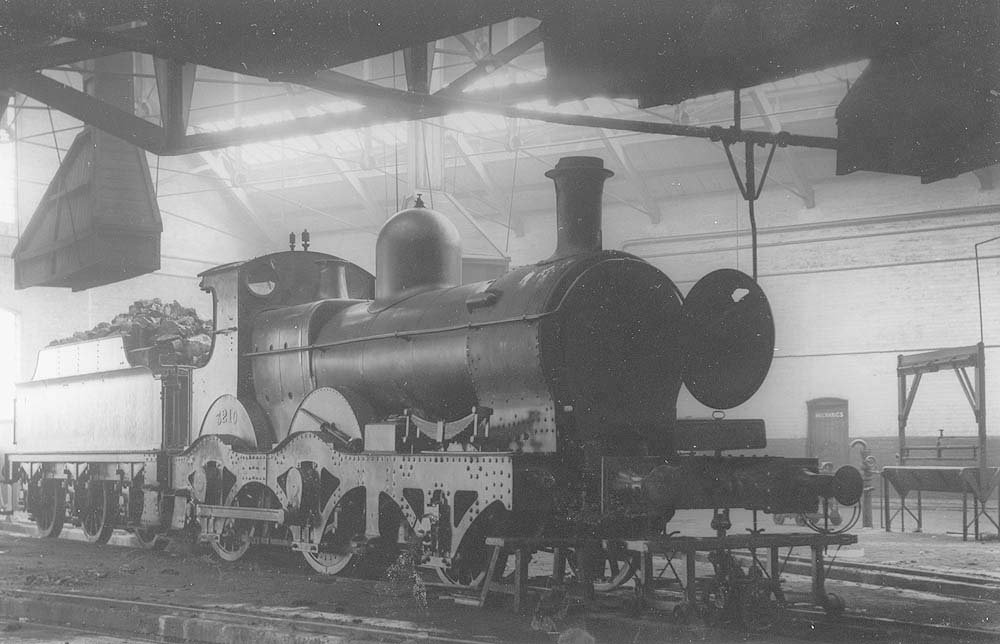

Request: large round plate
left=289, top=387, right=370, bottom=442
left=198, top=394, right=259, bottom=447
left=681, top=269, right=774, bottom=410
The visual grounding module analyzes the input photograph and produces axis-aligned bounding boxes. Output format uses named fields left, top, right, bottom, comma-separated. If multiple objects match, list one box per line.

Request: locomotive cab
left=192, top=251, right=374, bottom=449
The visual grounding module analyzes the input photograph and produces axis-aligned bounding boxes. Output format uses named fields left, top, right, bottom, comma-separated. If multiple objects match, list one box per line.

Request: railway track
left=1, top=524, right=996, bottom=643
left=783, top=606, right=1000, bottom=643
left=0, top=588, right=497, bottom=644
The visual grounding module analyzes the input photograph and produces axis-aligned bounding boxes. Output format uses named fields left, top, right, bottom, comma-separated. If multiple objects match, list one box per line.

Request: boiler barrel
left=311, top=283, right=483, bottom=422
left=311, top=251, right=685, bottom=453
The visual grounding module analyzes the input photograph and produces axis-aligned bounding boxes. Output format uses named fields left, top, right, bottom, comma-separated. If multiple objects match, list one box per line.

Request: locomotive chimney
left=546, top=156, right=614, bottom=260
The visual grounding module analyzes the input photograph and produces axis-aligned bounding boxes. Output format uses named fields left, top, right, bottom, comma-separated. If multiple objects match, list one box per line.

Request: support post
left=552, top=547, right=566, bottom=585
left=479, top=545, right=503, bottom=607
left=641, top=550, right=654, bottom=601
left=811, top=545, right=826, bottom=607
left=916, top=490, right=922, bottom=531
left=975, top=341, right=989, bottom=472
left=769, top=545, right=785, bottom=604
left=883, top=474, right=892, bottom=532
left=685, top=547, right=697, bottom=606
left=577, top=544, right=596, bottom=602
left=513, top=548, right=529, bottom=613
left=974, top=496, right=980, bottom=541
left=963, top=491, right=969, bottom=541
left=898, top=357, right=908, bottom=466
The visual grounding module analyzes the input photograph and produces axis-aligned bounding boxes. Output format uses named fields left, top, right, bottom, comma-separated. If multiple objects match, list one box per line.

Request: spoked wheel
left=33, top=479, right=65, bottom=539
left=569, top=543, right=639, bottom=592
left=210, top=487, right=254, bottom=563
left=212, top=520, right=251, bottom=562
left=80, top=482, right=115, bottom=545
left=302, top=493, right=365, bottom=576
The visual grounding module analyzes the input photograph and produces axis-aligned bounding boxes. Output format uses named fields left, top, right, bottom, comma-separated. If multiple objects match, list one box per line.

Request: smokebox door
left=681, top=269, right=774, bottom=410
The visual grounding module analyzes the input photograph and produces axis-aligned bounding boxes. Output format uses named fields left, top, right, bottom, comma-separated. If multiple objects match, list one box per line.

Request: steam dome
left=375, top=203, right=462, bottom=304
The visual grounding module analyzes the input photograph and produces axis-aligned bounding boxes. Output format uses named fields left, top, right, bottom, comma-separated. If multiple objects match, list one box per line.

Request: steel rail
left=785, top=607, right=1000, bottom=642
left=2, top=587, right=496, bottom=644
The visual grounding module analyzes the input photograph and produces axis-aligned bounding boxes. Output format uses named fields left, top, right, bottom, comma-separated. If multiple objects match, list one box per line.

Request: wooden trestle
left=479, top=532, right=858, bottom=614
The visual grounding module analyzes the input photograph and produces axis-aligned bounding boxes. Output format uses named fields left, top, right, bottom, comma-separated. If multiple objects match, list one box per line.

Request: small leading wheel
left=33, top=479, right=65, bottom=539
left=80, top=482, right=115, bottom=545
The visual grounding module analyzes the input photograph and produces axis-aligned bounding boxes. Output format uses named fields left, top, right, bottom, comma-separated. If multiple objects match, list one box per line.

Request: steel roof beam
left=154, top=59, right=196, bottom=147
left=436, top=27, right=543, bottom=98
left=0, top=39, right=121, bottom=75
left=297, top=69, right=839, bottom=149
left=5, top=70, right=166, bottom=152
left=9, top=68, right=839, bottom=159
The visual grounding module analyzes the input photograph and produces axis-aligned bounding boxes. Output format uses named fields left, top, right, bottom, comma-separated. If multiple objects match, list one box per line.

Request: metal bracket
left=709, top=90, right=788, bottom=281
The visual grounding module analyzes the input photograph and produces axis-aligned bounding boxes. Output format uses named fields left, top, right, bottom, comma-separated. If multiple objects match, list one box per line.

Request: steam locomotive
left=3, top=156, right=860, bottom=585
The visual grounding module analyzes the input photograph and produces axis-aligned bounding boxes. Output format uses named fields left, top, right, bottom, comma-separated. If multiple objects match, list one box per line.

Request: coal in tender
left=50, top=298, right=214, bottom=372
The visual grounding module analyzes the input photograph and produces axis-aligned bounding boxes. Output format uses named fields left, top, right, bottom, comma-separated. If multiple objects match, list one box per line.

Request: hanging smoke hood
left=12, top=127, right=162, bottom=291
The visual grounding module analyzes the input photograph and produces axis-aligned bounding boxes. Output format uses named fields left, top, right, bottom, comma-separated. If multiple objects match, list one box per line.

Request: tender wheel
left=80, top=482, right=115, bottom=545
left=33, top=479, right=65, bottom=539
left=302, top=493, right=365, bottom=576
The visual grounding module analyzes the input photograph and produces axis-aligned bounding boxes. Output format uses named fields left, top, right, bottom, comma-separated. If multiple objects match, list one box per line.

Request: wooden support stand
left=478, top=537, right=599, bottom=612
left=627, top=532, right=856, bottom=612
left=477, top=532, right=856, bottom=615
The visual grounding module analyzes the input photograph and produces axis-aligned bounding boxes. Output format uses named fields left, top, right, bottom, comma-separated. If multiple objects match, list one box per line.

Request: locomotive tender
left=4, top=156, right=860, bottom=582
